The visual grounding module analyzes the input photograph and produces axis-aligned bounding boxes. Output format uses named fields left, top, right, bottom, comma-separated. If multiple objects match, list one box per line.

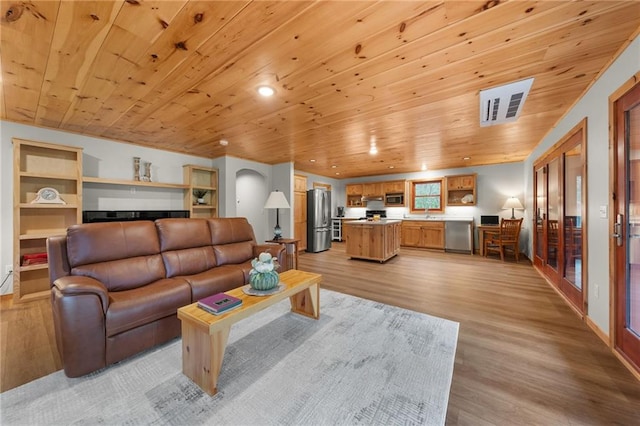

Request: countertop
left=400, top=217, right=474, bottom=223
left=343, top=219, right=403, bottom=225
left=333, top=217, right=474, bottom=223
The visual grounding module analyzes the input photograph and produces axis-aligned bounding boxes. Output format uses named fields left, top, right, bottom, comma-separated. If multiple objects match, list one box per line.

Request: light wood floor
left=2, top=243, right=639, bottom=425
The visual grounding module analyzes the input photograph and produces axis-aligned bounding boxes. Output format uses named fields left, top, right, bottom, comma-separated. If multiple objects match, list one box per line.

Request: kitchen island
left=344, top=219, right=402, bottom=263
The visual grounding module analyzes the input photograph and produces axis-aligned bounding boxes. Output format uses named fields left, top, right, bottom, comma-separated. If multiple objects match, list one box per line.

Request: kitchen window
left=410, top=178, right=444, bottom=213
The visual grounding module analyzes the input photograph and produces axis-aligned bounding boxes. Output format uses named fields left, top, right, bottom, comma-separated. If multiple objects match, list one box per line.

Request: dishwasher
left=445, top=221, right=473, bottom=254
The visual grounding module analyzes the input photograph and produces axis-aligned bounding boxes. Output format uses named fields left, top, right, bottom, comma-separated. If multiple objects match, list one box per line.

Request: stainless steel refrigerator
left=307, top=188, right=332, bottom=252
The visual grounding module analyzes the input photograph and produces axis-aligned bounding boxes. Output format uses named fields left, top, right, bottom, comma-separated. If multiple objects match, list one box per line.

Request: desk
left=477, top=225, right=500, bottom=256
left=265, top=238, right=300, bottom=270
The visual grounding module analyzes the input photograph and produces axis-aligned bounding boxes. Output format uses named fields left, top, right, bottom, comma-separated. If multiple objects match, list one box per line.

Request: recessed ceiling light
left=331, top=165, right=337, bottom=168
left=421, top=164, right=427, bottom=171
left=463, top=156, right=470, bottom=160
left=335, top=172, right=340, bottom=175
left=369, top=145, right=377, bottom=155
left=388, top=166, right=394, bottom=169
left=219, top=139, right=229, bottom=146
left=310, top=159, right=316, bottom=162
left=257, top=85, right=275, bottom=97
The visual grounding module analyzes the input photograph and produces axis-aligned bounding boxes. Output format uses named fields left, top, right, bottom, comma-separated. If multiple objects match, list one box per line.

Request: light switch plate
left=599, top=205, right=608, bottom=219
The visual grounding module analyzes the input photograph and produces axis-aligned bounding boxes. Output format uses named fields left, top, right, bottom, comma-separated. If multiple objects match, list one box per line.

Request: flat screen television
left=83, top=210, right=190, bottom=223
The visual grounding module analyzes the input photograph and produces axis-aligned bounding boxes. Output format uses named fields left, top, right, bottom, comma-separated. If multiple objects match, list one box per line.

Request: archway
left=236, top=169, right=268, bottom=242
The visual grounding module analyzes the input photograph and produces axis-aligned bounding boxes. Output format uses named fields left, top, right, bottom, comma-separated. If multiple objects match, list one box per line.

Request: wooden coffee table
left=177, top=269, right=322, bottom=395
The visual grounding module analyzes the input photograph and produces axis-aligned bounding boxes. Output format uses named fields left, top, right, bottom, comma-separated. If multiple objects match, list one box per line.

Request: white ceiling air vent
left=479, top=78, right=534, bottom=127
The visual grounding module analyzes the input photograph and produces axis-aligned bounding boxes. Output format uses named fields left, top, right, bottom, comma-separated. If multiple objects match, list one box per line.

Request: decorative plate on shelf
left=31, top=187, right=66, bottom=204
left=461, top=194, right=474, bottom=204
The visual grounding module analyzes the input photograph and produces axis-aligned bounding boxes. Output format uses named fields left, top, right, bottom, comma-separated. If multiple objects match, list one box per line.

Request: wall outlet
left=595, top=284, right=599, bottom=299
left=5, top=265, right=13, bottom=275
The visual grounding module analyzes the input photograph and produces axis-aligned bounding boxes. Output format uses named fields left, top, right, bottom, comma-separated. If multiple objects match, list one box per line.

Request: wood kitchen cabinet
left=294, top=175, right=307, bottom=251
left=362, top=182, right=383, bottom=197
left=446, top=173, right=477, bottom=206
left=294, top=174, right=307, bottom=193
left=401, top=220, right=445, bottom=249
left=383, top=180, right=405, bottom=194
left=344, top=220, right=401, bottom=262
left=346, top=183, right=363, bottom=195
left=346, top=183, right=365, bottom=207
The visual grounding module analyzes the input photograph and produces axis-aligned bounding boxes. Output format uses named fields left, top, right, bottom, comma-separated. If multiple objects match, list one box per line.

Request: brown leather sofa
left=47, top=217, right=286, bottom=377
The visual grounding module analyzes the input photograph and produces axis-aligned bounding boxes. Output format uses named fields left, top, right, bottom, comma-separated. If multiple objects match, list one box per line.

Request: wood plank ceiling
left=1, top=1, right=639, bottom=179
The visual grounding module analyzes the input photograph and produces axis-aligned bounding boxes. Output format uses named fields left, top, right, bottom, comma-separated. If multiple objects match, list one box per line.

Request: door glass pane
left=535, top=167, right=546, bottom=260
left=564, top=146, right=582, bottom=289
left=548, top=159, right=559, bottom=270
left=628, top=106, right=640, bottom=336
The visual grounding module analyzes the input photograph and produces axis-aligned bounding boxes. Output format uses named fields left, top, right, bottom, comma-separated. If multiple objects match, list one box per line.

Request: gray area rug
left=1, top=289, right=459, bottom=425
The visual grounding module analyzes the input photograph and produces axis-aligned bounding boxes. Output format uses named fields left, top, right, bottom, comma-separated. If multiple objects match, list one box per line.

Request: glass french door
left=614, top=80, right=640, bottom=371
left=534, top=122, right=586, bottom=312
left=534, top=166, right=546, bottom=265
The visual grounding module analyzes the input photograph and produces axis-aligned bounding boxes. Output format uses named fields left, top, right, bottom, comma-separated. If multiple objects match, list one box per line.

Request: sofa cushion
left=213, top=241, right=254, bottom=266
left=157, top=219, right=218, bottom=277
left=182, top=266, right=246, bottom=301
left=105, top=278, right=191, bottom=337
left=208, top=217, right=255, bottom=245
left=66, top=221, right=160, bottom=266
left=71, top=255, right=167, bottom=292
left=162, top=246, right=217, bottom=278
left=156, top=218, right=211, bottom=251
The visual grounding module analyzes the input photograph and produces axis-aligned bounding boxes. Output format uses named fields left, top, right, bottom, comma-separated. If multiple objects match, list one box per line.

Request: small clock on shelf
left=31, top=187, right=66, bottom=204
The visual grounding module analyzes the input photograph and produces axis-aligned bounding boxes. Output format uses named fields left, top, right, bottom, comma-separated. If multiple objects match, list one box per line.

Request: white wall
left=524, top=35, right=640, bottom=335
left=236, top=169, right=268, bottom=241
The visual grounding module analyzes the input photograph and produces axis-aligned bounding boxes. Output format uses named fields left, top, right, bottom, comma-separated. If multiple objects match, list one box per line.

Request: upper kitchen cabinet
left=362, top=182, right=383, bottom=197
left=13, top=138, right=83, bottom=303
left=346, top=183, right=364, bottom=207
left=294, top=175, right=307, bottom=193
left=294, top=175, right=308, bottom=251
left=383, top=180, right=406, bottom=195
left=446, top=174, right=477, bottom=206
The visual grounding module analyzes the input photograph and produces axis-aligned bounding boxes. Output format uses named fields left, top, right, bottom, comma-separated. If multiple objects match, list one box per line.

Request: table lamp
left=503, top=196, right=524, bottom=219
left=264, top=190, right=290, bottom=240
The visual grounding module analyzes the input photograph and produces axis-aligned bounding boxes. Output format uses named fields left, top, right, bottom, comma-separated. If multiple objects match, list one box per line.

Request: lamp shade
left=264, top=191, right=290, bottom=209
left=502, top=197, right=524, bottom=210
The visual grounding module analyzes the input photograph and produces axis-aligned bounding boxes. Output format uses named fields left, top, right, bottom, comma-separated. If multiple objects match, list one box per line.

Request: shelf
left=20, top=263, right=49, bottom=272
left=13, top=139, right=82, bottom=303
left=19, top=229, right=67, bottom=240
left=83, top=176, right=187, bottom=189
left=20, top=171, right=78, bottom=180
left=184, top=165, right=218, bottom=219
left=19, top=203, right=80, bottom=209
left=14, top=289, right=51, bottom=303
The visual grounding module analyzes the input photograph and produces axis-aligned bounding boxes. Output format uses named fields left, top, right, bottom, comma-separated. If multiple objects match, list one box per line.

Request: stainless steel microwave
left=385, top=193, right=404, bottom=205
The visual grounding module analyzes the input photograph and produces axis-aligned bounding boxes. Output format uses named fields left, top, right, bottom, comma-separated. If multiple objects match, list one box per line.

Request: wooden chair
left=484, top=218, right=523, bottom=262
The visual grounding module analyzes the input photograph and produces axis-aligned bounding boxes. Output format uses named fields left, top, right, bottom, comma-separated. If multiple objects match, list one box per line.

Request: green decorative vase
left=249, top=271, right=279, bottom=291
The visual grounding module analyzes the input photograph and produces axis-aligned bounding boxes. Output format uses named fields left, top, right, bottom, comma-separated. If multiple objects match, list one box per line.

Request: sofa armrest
left=54, top=276, right=110, bottom=313
left=254, top=244, right=288, bottom=271
left=47, top=235, right=71, bottom=286
left=51, top=276, right=110, bottom=377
